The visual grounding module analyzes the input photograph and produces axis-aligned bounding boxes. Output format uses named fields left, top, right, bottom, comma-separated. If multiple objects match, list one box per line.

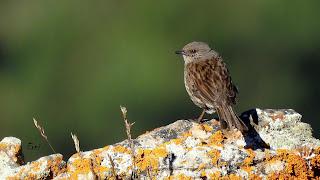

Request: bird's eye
left=190, top=49, right=197, bottom=53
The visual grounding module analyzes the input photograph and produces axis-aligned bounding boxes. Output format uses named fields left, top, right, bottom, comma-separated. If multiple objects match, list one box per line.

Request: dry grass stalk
left=33, top=118, right=56, bottom=153
left=108, top=154, right=117, bottom=179
left=147, top=166, right=153, bottom=180
left=71, top=132, right=80, bottom=153
left=120, top=106, right=136, bottom=178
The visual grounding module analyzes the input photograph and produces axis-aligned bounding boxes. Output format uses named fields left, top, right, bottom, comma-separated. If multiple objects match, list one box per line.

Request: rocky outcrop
left=1, top=109, right=320, bottom=179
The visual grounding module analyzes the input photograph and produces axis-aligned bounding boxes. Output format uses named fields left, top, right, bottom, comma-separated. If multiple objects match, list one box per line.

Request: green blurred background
left=1, top=1, right=319, bottom=161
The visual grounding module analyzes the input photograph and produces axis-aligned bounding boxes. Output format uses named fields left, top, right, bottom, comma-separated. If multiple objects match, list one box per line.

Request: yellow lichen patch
left=101, top=145, right=110, bottom=151
left=182, top=131, right=192, bottom=138
left=135, top=146, right=168, bottom=173
left=208, top=149, right=220, bottom=165
left=8, top=156, right=66, bottom=179
left=196, top=163, right=206, bottom=171
left=47, top=157, right=66, bottom=177
left=241, top=149, right=255, bottom=174
left=275, top=149, right=290, bottom=157
left=113, top=145, right=130, bottom=154
left=266, top=149, right=290, bottom=163
left=93, top=165, right=109, bottom=176
left=220, top=174, right=242, bottom=180
left=170, top=138, right=184, bottom=145
left=284, top=154, right=309, bottom=179
left=90, top=153, right=110, bottom=177
left=153, top=146, right=168, bottom=158
left=0, top=143, right=7, bottom=150
left=165, top=131, right=191, bottom=145
left=68, top=158, right=93, bottom=179
left=202, top=124, right=213, bottom=132
left=208, top=131, right=224, bottom=147
left=0, top=142, right=21, bottom=163
left=249, top=174, right=262, bottom=180
left=208, top=171, right=221, bottom=179
left=243, top=149, right=255, bottom=166
left=266, top=148, right=319, bottom=179
left=29, top=161, right=41, bottom=172
left=310, top=148, right=320, bottom=174
left=200, top=170, right=206, bottom=178
left=314, top=147, right=320, bottom=154
left=242, top=166, right=254, bottom=174
left=264, top=149, right=272, bottom=161
left=165, top=174, right=193, bottom=180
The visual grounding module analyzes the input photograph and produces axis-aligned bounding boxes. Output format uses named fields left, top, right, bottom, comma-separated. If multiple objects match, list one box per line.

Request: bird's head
left=175, top=41, right=218, bottom=64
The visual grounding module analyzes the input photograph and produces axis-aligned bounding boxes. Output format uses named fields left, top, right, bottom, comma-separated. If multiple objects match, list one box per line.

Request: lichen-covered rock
left=0, top=137, right=66, bottom=179
left=1, top=109, right=320, bottom=179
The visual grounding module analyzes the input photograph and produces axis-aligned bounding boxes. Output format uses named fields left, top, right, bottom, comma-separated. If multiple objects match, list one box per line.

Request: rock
left=0, top=137, right=65, bottom=179
left=1, top=109, right=320, bottom=179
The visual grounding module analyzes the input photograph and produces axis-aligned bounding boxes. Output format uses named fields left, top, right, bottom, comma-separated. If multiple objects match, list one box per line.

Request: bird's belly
left=184, top=75, right=211, bottom=109
left=184, top=74, right=216, bottom=114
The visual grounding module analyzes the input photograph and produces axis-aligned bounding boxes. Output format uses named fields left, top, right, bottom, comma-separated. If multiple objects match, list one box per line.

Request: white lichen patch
left=264, top=160, right=285, bottom=174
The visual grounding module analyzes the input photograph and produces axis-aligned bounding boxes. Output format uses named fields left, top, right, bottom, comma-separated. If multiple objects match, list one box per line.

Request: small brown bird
left=176, top=42, right=248, bottom=132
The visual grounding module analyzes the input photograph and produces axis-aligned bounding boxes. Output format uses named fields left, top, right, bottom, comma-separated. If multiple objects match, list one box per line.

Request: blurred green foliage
left=1, top=1, right=320, bottom=161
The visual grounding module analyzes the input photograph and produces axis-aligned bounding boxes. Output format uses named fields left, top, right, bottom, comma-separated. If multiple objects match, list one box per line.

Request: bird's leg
left=197, top=109, right=206, bottom=122
left=216, top=107, right=228, bottom=130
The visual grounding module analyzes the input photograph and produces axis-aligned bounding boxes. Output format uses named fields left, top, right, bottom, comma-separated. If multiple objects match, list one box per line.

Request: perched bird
left=175, top=41, right=248, bottom=132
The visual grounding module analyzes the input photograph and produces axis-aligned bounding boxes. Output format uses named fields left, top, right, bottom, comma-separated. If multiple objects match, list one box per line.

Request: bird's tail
left=216, top=104, right=248, bottom=133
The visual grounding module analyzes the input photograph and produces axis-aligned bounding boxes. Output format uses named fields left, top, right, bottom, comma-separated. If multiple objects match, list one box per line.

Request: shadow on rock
left=240, top=109, right=270, bottom=150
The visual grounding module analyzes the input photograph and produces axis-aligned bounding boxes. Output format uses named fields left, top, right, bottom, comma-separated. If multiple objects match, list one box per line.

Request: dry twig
left=33, top=118, right=56, bottom=153
left=120, top=106, right=137, bottom=178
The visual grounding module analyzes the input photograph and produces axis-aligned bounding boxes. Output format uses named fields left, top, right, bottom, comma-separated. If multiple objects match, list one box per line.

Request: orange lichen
left=242, top=166, right=254, bottom=174
left=113, top=145, right=130, bottom=154
left=0, top=141, right=21, bottom=163
left=197, top=163, right=206, bottom=171
left=208, top=149, right=220, bottom=165
left=200, top=170, right=206, bottom=178
left=285, top=154, right=309, bottom=179
left=93, top=165, right=109, bottom=176
left=90, top=153, right=110, bottom=176
left=310, top=147, right=320, bottom=176
left=47, top=157, right=66, bottom=177
left=152, top=146, right=168, bottom=158
left=68, top=158, right=93, bottom=179
left=220, top=174, right=242, bottom=180
left=166, top=131, right=191, bottom=145
left=249, top=174, right=262, bottom=180
left=0, top=143, right=6, bottom=151
left=266, top=148, right=320, bottom=179
left=30, top=161, right=40, bottom=172
left=241, top=149, right=255, bottom=174
left=92, top=146, right=108, bottom=156
left=243, top=149, right=255, bottom=166
left=7, top=155, right=66, bottom=179
left=135, top=146, right=168, bottom=173
left=181, top=131, right=192, bottom=138
left=208, top=171, right=221, bottom=179
left=202, top=124, right=213, bottom=132
left=270, top=112, right=285, bottom=121
left=165, top=174, right=192, bottom=180
left=208, top=130, right=224, bottom=147
left=171, top=138, right=184, bottom=145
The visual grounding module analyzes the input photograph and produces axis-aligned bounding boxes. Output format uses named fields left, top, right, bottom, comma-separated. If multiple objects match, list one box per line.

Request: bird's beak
left=175, top=50, right=185, bottom=55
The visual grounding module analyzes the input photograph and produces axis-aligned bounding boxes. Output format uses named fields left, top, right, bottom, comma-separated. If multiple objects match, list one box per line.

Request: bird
left=175, top=41, right=248, bottom=132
